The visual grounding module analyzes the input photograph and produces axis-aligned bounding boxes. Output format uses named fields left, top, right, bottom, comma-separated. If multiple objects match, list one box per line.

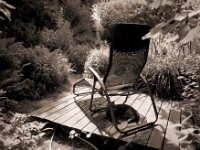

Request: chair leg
left=104, top=90, right=124, bottom=134
left=123, top=91, right=130, bottom=104
left=89, top=77, right=97, bottom=112
left=73, top=78, right=85, bottom=95
left=140, top=74, right=158, bottom=122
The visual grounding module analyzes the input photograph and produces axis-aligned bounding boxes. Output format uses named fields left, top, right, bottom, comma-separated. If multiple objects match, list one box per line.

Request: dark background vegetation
left=0, top=0, right=98, bottom=100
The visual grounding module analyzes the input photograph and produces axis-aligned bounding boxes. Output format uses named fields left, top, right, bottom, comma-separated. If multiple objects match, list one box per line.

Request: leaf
left=163, top=0, right=177, bottom=6
left=190, top=82, right=198, bottom=86
left=0, top=1, right=15, bottom=9
left=178, top=134, right=189, bottom=141
left=38, top=132, right=45, bottom=138
left=177, top=76, right=185, bottom=80
left=142, top=22, right=167, bottom=39
left=161, top=20, right=179, bottom=35
left=180, top=141, right=196, bottom=150
left=0, top=89, right=6, bottom=96
left=0, top=0, right=15, bottom=21
left=178, top=24, right=190, bottom=41
left=0, top=16, right=4, bottom=20
left=166, top=34, right=179, bottom=43
left=188, top=18, right=199, bottom=27
left=181, top=113, right=193, bottom=128
left=179, top=25, right=200, bottom=44
left=188, top=9, right=200, bottom=19
left=174, top=12, right=188, bottom=21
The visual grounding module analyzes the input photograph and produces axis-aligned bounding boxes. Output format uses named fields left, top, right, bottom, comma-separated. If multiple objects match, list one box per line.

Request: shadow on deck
left=30, top=87, right=185, bottom=150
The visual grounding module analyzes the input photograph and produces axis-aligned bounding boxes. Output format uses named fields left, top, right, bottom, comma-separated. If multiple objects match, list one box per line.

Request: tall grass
left=84, top=42, right=109, bottom=77
left=68, top=44, right=92, bottom=73
left=143, top=35, right=200, bottom=99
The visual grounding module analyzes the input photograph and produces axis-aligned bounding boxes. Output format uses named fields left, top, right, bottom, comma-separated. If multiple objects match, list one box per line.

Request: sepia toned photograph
left=0, top=0, right=200, bottom=149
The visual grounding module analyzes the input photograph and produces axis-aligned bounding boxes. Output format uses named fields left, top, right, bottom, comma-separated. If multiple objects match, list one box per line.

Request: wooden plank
left=29, top=86, right=189, bottom=150
left=44, top=102, right=78, bottom=121
left=31, top=95, right=77, bottom=116
left=30, top=87, right=89, bottom=116
left=125, top=95, right=152, bottom=132
left=82, top=96, right=126, bottom=135
left=73, top=96, right=121, bottom=132
left=119, top=96, right=158, bottom=143
left=45, top=95, right=90, bottom=123
left=108, top=94, right=147, bottom=139
left=37, top=95, right=85, bottom=119
left=55, top=94, right=101, bottom=124
left=130, top=99, right=163, bottom=145
left=162, top=109, right=181, bottom=150
left=62, top=94, right=105, bottom=127
left=147, top=100, right=171, bottom=149
left=94, top=96, right=128, bottom=136
left=72, top=100, right=107, bottom=129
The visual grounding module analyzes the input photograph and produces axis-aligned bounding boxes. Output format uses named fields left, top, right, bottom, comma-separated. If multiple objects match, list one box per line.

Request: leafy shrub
left=9, top=20, right=41, bottom=47
left=0, top=39, right=71, bottom=100
left=84, top=42, right=109, bottom=77
left=0, top=112, right=46, bottom=150
left=93, top=0, right=180, bottom=41
left=62, top=0, right=96, bottom=45
left=93, top=0, right=148, bottom=41
left=68, top=44, right=92, bottom=73
left=143, top=37, right=200, bottom=99
left=0, top=38, right=23, bottom=72
left=2, top=0, right=57, bottom=47
left=40, top=12, right=74, bottom=53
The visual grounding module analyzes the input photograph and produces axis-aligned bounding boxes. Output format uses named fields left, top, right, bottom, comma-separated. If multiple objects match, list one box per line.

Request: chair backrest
left=103, top=23, right=151, bottom=87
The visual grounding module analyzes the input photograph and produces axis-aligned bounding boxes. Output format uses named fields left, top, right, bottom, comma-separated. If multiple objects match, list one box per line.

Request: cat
left=105, top=102, right=140, bottom=124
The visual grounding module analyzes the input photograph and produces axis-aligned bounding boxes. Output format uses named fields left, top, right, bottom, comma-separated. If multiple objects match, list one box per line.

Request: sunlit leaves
left=174, top=11, right=188, bottom=21
left=143, top=8, right=200, bottom=43
left=0, top=0, right=15, bottom=21
left=188, top=18, right=199, bottom=27
left=179, top=24, right=200, bottom=44
left=0, top=112, right=46, bottom=149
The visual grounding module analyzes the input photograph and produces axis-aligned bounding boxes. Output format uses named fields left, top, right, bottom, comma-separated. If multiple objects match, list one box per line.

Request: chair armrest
left=89, top=67, right=106, bottom=90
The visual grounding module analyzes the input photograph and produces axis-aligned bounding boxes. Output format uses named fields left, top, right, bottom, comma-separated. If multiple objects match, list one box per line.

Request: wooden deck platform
left=31, top=87, right=185, bottom=150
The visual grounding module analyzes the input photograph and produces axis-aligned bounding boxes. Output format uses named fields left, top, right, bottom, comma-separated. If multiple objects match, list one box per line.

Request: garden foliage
left=84, top=42, right=109, bottom=77
left=0, top=39, right=71, bottom=100
left=0, top=0, right=199, bottom=101
left=69, top=44, right=91, bottom=73
left=40, top=9, right=74, bottom=53
left=90, top=0, right=200, bottom=99
left=0, top=111, right=46, bottom=150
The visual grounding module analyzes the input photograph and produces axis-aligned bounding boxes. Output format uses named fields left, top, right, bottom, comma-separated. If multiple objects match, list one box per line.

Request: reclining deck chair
left=73, top=23, right=158, bottom=134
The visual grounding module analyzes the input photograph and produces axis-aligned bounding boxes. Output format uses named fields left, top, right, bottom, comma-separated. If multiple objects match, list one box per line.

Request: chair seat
left=85, top=78, right=136, bottom=95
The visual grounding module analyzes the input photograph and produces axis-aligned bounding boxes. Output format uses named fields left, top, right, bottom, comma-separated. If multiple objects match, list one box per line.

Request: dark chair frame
left=73, top=23, right=158, bottom=134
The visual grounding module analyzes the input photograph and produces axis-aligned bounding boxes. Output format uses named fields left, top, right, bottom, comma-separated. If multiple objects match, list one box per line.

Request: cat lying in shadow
left=105, top=102, right=140, bottom=124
